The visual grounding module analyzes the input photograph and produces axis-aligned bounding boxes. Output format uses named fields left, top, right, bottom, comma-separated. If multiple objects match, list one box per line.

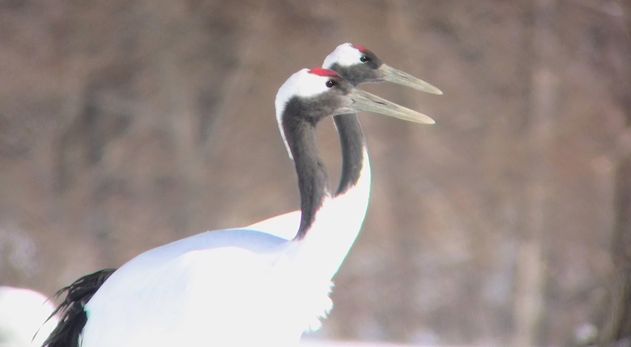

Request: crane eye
left=360, top=55, right=370, bottom=63
left=326, top=79, right=336, bottom=88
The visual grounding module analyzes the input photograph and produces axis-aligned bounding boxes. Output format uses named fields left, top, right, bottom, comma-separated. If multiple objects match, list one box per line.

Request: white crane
left=0, top=286, right=58, bottom=347
left=45, top=44, right=441, bottom=347
left=250, top=42, right=442, bottom=242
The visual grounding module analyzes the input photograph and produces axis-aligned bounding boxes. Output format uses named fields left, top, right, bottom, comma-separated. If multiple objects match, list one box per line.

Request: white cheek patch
left=322, top=43, right=363, bottom=68
left=274, top=69, right=332, bottom=159
left=275, top=69, right=331, bottom=124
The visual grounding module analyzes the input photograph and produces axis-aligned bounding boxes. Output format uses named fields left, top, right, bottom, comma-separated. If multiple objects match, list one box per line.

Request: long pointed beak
left=379, top=64, right=443, bottom=95
left=347, top=88, right=436, bottom=124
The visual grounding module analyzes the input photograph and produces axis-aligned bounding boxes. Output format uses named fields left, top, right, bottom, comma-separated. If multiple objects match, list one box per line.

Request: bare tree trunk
left=600, top=155, right=631, bottom=346
left=512, top=0, right=559, bottom=346
left=599, top=2, right=631, bottom=345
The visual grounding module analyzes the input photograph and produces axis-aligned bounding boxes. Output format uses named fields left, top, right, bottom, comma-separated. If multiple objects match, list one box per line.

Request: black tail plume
left=43, top=268, right=116, bottom=347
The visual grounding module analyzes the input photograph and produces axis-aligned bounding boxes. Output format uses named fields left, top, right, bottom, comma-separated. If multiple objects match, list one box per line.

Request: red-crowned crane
left=45, top=68, right=435, bottom=347
left=249, top=42, right=442, bottom=242
left=0, top=286, right=58, bottom=347
left=45, top=44, right=441, bottom=347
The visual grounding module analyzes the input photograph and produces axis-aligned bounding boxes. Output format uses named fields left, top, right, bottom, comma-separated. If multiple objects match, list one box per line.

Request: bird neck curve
left=334, top=113, right=366, bottom=195
left=282, top=108, right=331, bottom=240
left=293, top=112, right=372, bottom=280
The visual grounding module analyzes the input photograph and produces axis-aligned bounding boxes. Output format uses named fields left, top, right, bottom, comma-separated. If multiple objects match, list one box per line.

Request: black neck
left=328, top=64, right=368, bottom=195
left=283, top=108, right=329, bottom=240
left=334, top=113, right=365, bottom=195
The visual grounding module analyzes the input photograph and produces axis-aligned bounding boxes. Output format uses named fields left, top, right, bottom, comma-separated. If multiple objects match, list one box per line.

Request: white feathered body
left=81, top=152, right=369, bottom=347
left=83, top=230, right=325, bottom=347
left=0, top=286, right=58, bottom=347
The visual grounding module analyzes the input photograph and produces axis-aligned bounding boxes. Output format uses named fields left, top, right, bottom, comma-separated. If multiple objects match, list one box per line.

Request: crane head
left=276, top=68, right=435, bottom=127
left=275, top=68, right=436, bottom=159
left=323, top=43, right=443, bottom=95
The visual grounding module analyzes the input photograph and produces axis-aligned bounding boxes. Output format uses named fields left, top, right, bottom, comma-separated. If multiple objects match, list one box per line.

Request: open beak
left=347, top=88, right=436, bottom=124
left=378, top=64, right=443, bottom=95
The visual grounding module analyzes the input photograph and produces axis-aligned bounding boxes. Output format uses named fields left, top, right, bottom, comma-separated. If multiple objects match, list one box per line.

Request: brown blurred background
left=1, top=0, right=630, bottom=346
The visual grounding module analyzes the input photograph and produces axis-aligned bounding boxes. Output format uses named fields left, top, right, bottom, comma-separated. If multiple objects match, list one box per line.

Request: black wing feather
left=43, top=268, right=116, bottom=347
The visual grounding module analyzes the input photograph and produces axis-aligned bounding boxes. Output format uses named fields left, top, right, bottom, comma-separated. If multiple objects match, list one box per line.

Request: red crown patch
left=352, top=44, right=368, bottom=53
left=308, top=68, right=340, bottom=78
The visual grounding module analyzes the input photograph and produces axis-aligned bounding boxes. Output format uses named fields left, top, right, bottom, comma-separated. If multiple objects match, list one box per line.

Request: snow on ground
left=302, top=339, right=476, bottom=347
